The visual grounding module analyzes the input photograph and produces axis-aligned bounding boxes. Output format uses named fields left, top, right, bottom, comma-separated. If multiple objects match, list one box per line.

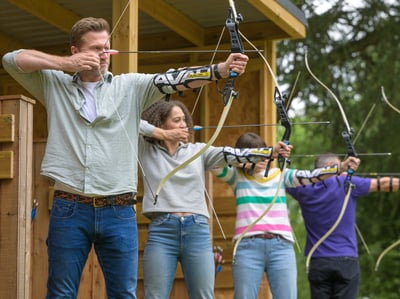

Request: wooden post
left=0, top=95, right=35, bottom=299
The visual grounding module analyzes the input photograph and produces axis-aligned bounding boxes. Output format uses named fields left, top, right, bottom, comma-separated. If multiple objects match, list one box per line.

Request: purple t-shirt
left=286, top=175, right=371, bottom=257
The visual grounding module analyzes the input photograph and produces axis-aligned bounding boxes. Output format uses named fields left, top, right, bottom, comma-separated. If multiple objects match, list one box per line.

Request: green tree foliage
left=278, top=1, right=400, bottom=298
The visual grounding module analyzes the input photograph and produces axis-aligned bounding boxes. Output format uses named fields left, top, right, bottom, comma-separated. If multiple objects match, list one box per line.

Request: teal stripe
left=286, top=169, right=293, bottom=185
left=236, top=195, right=287, bottom=205
left=236, top=180, right=280, bottom=190
left=215, top=166, right=228, bottom=178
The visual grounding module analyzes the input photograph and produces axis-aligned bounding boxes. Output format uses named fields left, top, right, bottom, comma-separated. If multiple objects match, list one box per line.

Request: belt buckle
left=92, top=197, right=103, bottom=208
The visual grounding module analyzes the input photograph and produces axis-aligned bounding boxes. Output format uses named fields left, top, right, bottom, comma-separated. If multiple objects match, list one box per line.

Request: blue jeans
left=46, top=198, right=138, bottom=299
left=232, top=236, right=297, bottom=299
left=143, top=213, right=214, bottom=299
left=308, top=257, right=359, bottom=299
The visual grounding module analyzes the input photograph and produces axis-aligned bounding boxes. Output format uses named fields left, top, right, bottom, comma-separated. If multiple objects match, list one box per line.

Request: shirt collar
left=72, top=71, right=113, bottom=84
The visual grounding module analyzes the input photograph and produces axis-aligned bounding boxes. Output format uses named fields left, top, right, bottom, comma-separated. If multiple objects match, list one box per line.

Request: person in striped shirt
left=212, top=132, right=359, bottom=299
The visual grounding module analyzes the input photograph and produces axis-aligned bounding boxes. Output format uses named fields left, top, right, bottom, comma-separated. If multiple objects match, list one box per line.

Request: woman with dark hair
left=212, top=133, right=359, bottom=299
left=138, top=100, right=291, bottom=299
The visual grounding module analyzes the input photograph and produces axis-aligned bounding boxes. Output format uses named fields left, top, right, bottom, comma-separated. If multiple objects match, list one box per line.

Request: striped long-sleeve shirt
left=213, top=166, right=303, bottom=243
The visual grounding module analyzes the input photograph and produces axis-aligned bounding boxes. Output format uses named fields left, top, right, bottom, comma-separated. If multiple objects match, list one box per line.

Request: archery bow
left=304, top=51, right=358, bottom=272
left=153, top=0, right=244, bottom=203
left=375, top=239, right=400, bottom=271
left=230, top=31, right=293, bottom=261
left=373, top=86, right=400, bottom=270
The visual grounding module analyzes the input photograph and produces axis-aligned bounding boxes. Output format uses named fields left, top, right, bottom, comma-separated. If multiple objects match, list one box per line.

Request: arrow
left=355, top=172, right=400, bottom=176
left=104, top=49, right=262, bottom=54
left=191, top=121, right=331, bottom=131
left=292, top=153, right=391, bottom=158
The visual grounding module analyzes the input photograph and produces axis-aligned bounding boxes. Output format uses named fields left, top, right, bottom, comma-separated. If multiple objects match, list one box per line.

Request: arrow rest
left=222, top=79, right=239, bottom=105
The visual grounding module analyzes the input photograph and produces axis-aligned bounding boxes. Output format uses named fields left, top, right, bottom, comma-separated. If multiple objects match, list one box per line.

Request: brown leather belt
left=54, top=190, right=136, bottom=207
left=251, top=233, right=280, bottom=239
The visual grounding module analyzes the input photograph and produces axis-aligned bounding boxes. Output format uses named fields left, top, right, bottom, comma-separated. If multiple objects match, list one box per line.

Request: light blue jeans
left=232, top=236, right=297, bottom=299
left=143, top=213, right=214, bottom=299
left=46, top=197, right=138, bottom=299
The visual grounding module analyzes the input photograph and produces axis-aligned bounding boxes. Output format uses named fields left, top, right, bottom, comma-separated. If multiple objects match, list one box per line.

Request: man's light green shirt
left=3, top=50, right=167, bottom=195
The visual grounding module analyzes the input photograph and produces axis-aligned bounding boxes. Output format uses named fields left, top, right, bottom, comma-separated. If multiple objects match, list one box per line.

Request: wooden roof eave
left=247, top=0, right=307, bottom=40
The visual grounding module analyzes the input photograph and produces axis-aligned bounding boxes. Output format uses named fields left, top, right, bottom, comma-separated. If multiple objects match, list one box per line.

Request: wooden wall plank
left=0, top=151, right=13, bottom=179
left=111, top=0, right=138, bottom=74
left=31, top=141, right=50, bottom=299
left=0, top=175, right=19, bottom=297
left=0, top=114, right=15, bottom=142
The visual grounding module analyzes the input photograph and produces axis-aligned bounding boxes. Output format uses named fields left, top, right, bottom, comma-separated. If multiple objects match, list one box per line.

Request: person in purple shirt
left=286, top=152, right=399, bottom=299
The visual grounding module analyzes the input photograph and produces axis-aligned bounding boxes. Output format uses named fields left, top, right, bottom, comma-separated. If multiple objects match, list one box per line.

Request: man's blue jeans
left=142, top=213, right=214, bottom=299
left=232, top=236, right=297, bottom=299
left=46, top=197, right=138, bottom=299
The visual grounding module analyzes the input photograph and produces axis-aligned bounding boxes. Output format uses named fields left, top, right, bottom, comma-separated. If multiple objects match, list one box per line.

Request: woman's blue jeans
left=46, top=198, right=138, bottom=299
left=232, top=236, right=297, bottom=299
left=143, top=213, right=214, bottom=299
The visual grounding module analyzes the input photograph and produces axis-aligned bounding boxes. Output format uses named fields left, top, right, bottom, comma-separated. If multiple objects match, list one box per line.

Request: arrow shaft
left=105, top=49, right=262, bottom=54
left=292, top=153, right=391, bottom=158
left=192, top=121, right=330, bottom=130
left=356, top=172, right=400, bottom=176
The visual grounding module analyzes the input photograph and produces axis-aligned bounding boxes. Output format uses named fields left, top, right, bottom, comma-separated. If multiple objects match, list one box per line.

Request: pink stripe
left=237, top=210, right=288, bottom=220
left=235, top=223, right=292, bottom=235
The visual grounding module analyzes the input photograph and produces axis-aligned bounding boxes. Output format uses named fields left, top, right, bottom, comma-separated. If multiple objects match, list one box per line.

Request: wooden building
left=0, top=1, right=307, bottom=298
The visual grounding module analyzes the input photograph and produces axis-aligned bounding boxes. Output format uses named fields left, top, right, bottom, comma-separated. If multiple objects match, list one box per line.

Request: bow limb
left=375, top=239, right=400, bottom=271
left=381, top=86, right=400, bottom=114
left=304, top=52, right=352, bottom=134
left=239, top=33, right=282, bottom=91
